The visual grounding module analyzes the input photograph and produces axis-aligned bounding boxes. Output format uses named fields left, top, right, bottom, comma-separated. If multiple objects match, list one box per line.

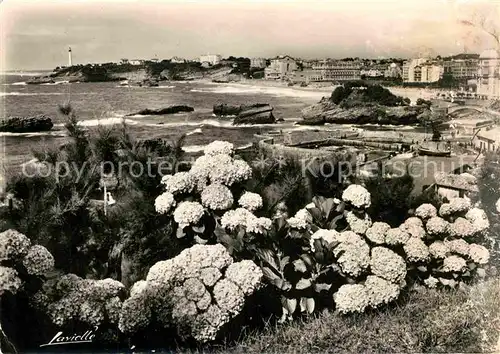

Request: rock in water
left=213, top=103, right=276, bottom=124
left=0, top=115, right=54, bottom=133
left=127, top=105, right=194, bottom=116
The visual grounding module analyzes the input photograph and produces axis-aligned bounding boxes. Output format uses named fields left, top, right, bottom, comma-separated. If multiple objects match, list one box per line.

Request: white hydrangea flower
left=183, top=278, right=207, bottom=302
left=225, top=260, right=263, bottom=295
left=468, top=243, right=490, bottom=264
left=207, top=155, right=252, bottom=186
left=399, top=217, right=426, bottom=239
left=238, top=192, right=263, bottom=211
left=442, top=255, right=467, bottom=273
left=0, top=229, right=31, bottom=261
left=105, top=296, right=123, bottom=324
left=220, top=208, right=270, bottom=234
left=200, top=183, right=234, bottom=211
left=403, top=237, right=430, bottom=262
left=334, top=284, right=370, bottom=314
left=161, top=171, right=195, bottom=195
left=448, top=217, right=476, bottom=238
left=191, top=305, right=230, bottom=342
left=204, top=140, right=235, bottom=156
left=425, top=216, right=449, bottom=236
left=333, top=231, right=370, bottom=277
left=385, top=228, right=410, bottom=246
left=444, top=239, right=470, bottom=256
left=22, top=245, right=55, bottom=276
left=428, top=241, right=449, bottom=259
left=286, top=208, right=311, bottom=229
left=346, top=211, right=372, bottom=235
left=465, top=208, right=490, bottom=234
left=310, top=228, right=340, bottom=251
left=130, top=280, right=148, bottom=297
left=171, top=296, right=198, bottom=323
left=496, top=198, right=500, bottom=213
left=423, top=275, right=439, bottom=288
left=439, top=198, right=471, bottom=218
left=341, top=184, right=371, bottom=209
left=155, top=192, right=176, bottom=214
left=196, top=291, right=212, bottom=311
left=173, top=201, right=205, bottom=228
left=199, top=267, right=222, bottom=287
left=365, top=222, right=390, bottom=245
left=415, top=203, right=437, bottom=220
left=212, top=278, right=245, bottom=316
left=365, top=275, right=400, bottom=308
left=0, top=266, right=22, bottom=295
left=370, top=247, right=407, bottom=284
left=246, top=217, right=272, bottom=234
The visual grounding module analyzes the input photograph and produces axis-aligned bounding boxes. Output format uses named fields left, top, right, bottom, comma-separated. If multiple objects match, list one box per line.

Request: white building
left=170, top=56, right=186, bottom=63
left=264, top=55, right=298, bottom=80
left=403, top=58, right=427, bottom=82
left=420, top=63, right=444, bottom=83
left=130, top=59, right=144, bottom=65
left=476, top=49, right=500, bottom=99
left=403, top=58, right=443, bottom=83
left=473, top=126, right=500, bottom=152
left=384, top=63, right=402, bottom=78
left=250, top=57, right=267, bottom=69
left=198, top=54, right=222, bottom=66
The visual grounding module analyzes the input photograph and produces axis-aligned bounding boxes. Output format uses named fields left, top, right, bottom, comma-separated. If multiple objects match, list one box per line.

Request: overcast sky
left=1, top=0, right=499, bottom=70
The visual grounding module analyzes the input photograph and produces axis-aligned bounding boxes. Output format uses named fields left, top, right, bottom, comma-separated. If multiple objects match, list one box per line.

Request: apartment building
left=312, top=60, right=362, bottom=82
left=403, top=58, right=443, bottom=83
left=291, top=69, right=323, bottom=83
left=402, top=58, right=428, bottom=82
left=199, top=54, right=222, bottom=66
left=443, top=59, right=478, bottom=79
left=476, top=49, right=500, bottom=99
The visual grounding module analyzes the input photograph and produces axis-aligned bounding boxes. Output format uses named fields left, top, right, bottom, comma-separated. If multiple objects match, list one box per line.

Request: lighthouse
left=68, top=47, right=73, bottom=67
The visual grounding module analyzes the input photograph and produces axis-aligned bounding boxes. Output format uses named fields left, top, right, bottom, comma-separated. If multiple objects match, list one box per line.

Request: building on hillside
left=473, top=126, right=500, bottom=152
left=120, top=58, right=129, bottom=64
left=476, top=49, right=500, bottom=99
left=311, top=60, right=362, bottom=82
left=384, top=63, right=402, bottom=78
left=402, top=58, right=427, bottom=82
left=198, top=54, right=222, bottom=66
left=129, top=59, right=145, bottom=65
left=264, top=55, right=298, bottom=80
left=291, top=69, right=323, bottom=83
left=443, top=58, right=479, bottom=79
left=170, top=56, right=186, bottom=63
left=250, top=57, right=267, bottom=68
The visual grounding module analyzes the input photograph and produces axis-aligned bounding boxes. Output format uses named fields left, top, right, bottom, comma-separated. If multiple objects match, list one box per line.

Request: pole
left=104, top=183, right=107, bottom=216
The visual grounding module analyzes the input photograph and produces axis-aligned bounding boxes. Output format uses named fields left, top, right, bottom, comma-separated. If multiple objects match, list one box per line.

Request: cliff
left=0, top=115, right=53, bottom=133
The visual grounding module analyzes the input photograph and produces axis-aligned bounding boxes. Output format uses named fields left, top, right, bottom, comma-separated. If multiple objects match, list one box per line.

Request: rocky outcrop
left=26, top=77, right=55, bottom=85
left=126, top=105, right=194, bottom=116
left=300, top=97, right=429, bottom=125
left=0, top=115, right=54, bottom=133
left=213, top=103, right=276, bottom=124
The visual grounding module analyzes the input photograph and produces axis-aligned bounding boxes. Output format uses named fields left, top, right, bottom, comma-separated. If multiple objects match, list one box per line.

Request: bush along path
left=1, top=140, right=499, bottom=352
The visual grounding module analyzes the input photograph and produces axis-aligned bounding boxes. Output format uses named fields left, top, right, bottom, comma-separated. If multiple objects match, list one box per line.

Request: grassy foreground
left=198, top=278, right=500, bottom=353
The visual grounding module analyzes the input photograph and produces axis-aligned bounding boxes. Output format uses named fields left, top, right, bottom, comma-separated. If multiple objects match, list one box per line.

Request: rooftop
left=477, top=126, right=500, bottom=142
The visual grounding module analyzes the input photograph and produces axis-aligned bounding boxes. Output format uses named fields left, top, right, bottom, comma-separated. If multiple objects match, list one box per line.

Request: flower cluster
left=414, top=203, right=437, bottom=220
left=119, top=244, right=262, bottom=343
left=286, top=209, right=311, bottom=229
left=465, top=207, right=490, bottom=234
left=345, top=211, right=372, bottom=235
left=439, top=198, right=471, bottom=217
left=426, top=217, right=449, bottom=236
left=238, top=192, right=263, bottom=212
left=332, top=231, right=370, bottom=277
left=204, top=140, right=235, bottom=156
left=310, top=228, right=340, bottom=251
left=341, top=184, right=371, bottom=209
left=161, top=172, right=195, bottom=195
left=221, top=208, right=272, bottom=234
left=370, top=247, right=406, bottom=284
left=22, top=245, right=55, bottom=276
left=365, top=222, right=390, bottom=245
left=385, top=228, right=410, bottom=246
left=399, top=217, right=425, bottom=239
left=0, top=266, right=22, bottom=295
left=33, top=274, right=125, bottom=327
left=0, top=229, right=31, bottom=261
left=155, top=192, right=176, bottom=214
left=174, top=201, right=205, bottom=228
left=200, top=183, right=234, bottom=211
left=403, top=237, right=430, bottom=263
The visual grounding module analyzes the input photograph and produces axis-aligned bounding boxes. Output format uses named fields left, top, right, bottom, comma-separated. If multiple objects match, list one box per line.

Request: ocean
left=1, top=73, right=433, bottom=175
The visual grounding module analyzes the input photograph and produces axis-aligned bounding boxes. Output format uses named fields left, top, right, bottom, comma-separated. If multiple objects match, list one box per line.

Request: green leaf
left=295, top=278, right=312, bottom=290
left=176, top=227, right=186, bottom=238
left=255, top=248, right=279, bottom=270
left=300, top=297, right=307, bottom=313
left=314, top=283, right=332, bottom=292
left=306, top=297, right=315, bottom=314
left=321, top=198, right=335, bottom=218
left=293, top=259, right=307, bottom=273
left=285, top=298, right=297, bottom=314
left=300, top=254, right=314, bottom=268
left=192, top=224, right=205, bottom=233
left=280, top=256, right=291, bottom=271
left=308, top=207, right=323, bottom=223
left=261, top=266, right=281, bottom=281
left=273, top=278, right=292, bottom=291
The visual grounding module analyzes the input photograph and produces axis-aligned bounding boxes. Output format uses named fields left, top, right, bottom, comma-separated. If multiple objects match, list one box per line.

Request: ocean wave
left=153, top=85, right=176, bottom=89
left=190, top=84, right=326, bottom=100
left=40, top=81, right=70, bottom=86
left=10, top=82, right=28, bottom=86
left=181, top=145, right=207, bottom=153
left=0, top=131, right=67, bottom=138
left=77, top=117, right=139, bottom=127
left=186, top=128, right=203, bottom=136
left=0, top=92, right=67, bottom=97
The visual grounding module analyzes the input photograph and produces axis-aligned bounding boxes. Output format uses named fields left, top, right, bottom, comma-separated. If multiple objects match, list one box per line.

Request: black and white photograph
left=1, top=0, right=500, bottom=352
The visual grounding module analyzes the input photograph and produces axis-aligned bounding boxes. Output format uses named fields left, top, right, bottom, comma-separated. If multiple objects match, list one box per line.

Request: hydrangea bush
left=118, top=244, right=262, bottom=343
